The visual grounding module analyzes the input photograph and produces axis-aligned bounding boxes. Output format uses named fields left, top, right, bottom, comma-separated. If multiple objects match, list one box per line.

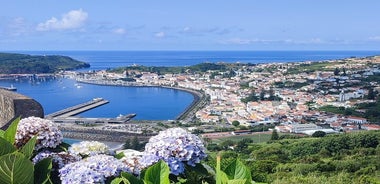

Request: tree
left=232, top=120, right=240, bottom=127
left=131, top=136, right=140, bottom=150
left=123, top=139, right=131, bottom=149
left=367, top=88, right=375, bottom=100
left=241, top=90, right=259, bottom=103
left=268, top=88, right=275, bottom=101
left=342, top=67, right=347, bottom=76
left=271, top=129, right=279, bottom=140
left=312, top=131, right=326, bottom=137
left=334, top=67, right=340, bottom=76
left=260, top=90, right=266, bottom=100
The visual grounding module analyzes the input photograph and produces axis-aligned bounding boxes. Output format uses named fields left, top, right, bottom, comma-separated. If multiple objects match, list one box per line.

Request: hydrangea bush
left=1, top=117, right=253, bottom=184
left=32, top=151, right=81, bottom=169
left=69, top=141, right=110, bottom=157
left=15, top=116, right=63, bottom=150
left=59, top=154, right=130, bottom=184
left=144, top=127, right=207, bottom=175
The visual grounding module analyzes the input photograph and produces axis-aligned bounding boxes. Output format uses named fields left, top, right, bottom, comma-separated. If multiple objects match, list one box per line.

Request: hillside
left=206, top=130, right=380, bottom=183
left=0, top=52, right=90, bottom=74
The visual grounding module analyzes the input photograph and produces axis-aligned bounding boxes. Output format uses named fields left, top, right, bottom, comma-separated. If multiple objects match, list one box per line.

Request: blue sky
left=1, top=0, right=379, bottom=50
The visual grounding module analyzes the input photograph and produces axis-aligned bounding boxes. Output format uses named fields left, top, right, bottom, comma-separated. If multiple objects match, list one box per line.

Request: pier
left=45, top=98, right=109, bottom=118
left=45, top=98, right=136, bottom=124
left=0, top=85, right=17, bottom=91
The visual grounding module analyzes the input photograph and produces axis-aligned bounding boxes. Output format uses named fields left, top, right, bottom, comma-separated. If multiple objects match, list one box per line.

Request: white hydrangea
left=59, top=154, right=130, bottom=184
left=144, top=128, right=207, bottom=175
left=117, top=149, right=159, bottom=175
left=15, top=116, right=63, bottom=150
left=68, top=141, right=110, bottom=157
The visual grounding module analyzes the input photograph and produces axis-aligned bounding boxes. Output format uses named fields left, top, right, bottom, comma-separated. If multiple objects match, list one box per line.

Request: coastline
left=76, top=79, right=207, bottom=122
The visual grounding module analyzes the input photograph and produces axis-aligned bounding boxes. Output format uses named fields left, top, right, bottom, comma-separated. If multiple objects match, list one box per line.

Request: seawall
left=0, top=89, right=44, bottom=129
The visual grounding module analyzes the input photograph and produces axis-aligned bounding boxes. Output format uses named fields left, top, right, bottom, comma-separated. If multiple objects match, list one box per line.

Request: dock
left=45, top=98, right=109, bottom=118
left=45, top=98, right=136, bottom=124
left=0, top=85, right=17, bottom=91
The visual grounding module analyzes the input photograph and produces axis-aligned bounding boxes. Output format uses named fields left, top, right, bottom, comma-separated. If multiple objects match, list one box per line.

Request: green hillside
left=0, top=52, right=90, bottom=74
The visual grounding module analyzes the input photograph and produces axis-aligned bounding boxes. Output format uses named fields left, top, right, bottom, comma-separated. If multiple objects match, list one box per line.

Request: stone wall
left=0, top=89, right=44, bottom=129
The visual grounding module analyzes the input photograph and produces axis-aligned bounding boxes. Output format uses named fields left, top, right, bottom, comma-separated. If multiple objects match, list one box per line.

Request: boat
left=0, top=85, right=17, bottom=91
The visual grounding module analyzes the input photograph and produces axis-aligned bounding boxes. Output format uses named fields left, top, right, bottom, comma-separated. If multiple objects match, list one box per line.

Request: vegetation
left=319, top=96, right=380, bottom=123
left=0, top=52, right=90, bottom=74
left=206, top=130, right=380, bottom=183
left=285, top=61, right=348, bottom=74
left=110, top=62, right=246, bottom=75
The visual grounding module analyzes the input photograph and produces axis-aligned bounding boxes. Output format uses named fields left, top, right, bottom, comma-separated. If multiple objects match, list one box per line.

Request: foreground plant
left=15, top=116, right=63, bottom=150
left=0, top=118, right=254, bottom=184
left=144, top=128, right=207, bottom=175
left=68, top=140, right=110, bottom=157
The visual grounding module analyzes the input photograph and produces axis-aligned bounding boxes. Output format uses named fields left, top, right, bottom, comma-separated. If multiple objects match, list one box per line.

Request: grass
left=212, top=133, right=272, bottom=143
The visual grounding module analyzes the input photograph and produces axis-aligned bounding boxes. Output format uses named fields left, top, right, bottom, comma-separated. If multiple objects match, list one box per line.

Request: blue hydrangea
left=144, top=128, right=207, bottom=175
left=15, top=116, right=63, bottom=150
left=59, top=154, right=130, bottom=184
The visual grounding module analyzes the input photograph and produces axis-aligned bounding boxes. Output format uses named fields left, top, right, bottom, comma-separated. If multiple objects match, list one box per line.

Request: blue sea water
left=10, top=50, right=380, bottom=71
left=1, top=51, right=380, bottom=120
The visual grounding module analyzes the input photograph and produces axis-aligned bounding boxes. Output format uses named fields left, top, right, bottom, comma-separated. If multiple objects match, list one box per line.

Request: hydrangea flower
left=144, top=128, right=207, bottom=175
left=32, top=151, right=81, bottom=170
left=59, top=154, right=130, bottom=184
left=15, top=116, right=63, bottom=150
left=117, top=149, right=159, bottom=175
left=69, top=141, right=110, bottom=157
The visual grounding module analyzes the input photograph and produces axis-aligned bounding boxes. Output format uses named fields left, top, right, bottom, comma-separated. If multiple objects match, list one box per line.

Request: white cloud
left=369, top=36, right=380, bottom=41
left=8, top=17, right=29, bottom=36
left=112, top=28, right=126, bottom=35
left=36, top=9, right=88, bottom=31
left=154, top=31, right=165, bottom=38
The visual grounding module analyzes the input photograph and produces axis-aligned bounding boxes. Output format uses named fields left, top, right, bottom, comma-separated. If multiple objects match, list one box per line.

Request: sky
left=1, top=0, right=380, bottom=51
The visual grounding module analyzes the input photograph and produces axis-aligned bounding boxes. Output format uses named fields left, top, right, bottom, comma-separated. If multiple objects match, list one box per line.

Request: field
left=211, top=133, right=272, bottom=143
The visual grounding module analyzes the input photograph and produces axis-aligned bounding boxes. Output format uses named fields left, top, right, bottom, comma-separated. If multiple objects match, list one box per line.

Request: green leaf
left=20, top=136, right=37, bottom=159
left=0, top=152, right=34, bottom=184
left=110, top=177, right=129, bottom=184
left=216, top=154, right=227, bottom=184
left=34, top=158, right=53, bottom=184
left=121, top=172, right=144, bottom=184
left=227, top=179, right=247, bottom=184
left=217, top=170, right=229, bottom=184
left=115, top=152, right=125, bottom=159
left=143, top=160, right=170, bottom=184
left=223, top=159, right=252, bottom=184
left=0, top=137, right=17, bottom=156
left=0, top=130, right=5, bottom=138
left=4, top=117, right=20, bottom=144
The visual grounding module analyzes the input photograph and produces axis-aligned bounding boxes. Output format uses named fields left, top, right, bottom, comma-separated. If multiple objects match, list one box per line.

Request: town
left=67, top=55, right=380, bottom=137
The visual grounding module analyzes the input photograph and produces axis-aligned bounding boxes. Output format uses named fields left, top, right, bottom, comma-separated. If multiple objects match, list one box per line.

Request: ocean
left=1, top=50, right=380, bottom=120
left=9, top=50, right=380, bottom=71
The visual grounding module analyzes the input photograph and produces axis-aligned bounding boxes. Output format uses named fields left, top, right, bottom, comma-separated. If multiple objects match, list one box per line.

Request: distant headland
left=0, top=52, right=90, bottom=74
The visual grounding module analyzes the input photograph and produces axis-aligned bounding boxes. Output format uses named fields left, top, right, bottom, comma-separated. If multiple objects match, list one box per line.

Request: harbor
left=45, top=98, right=136, bottom=124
